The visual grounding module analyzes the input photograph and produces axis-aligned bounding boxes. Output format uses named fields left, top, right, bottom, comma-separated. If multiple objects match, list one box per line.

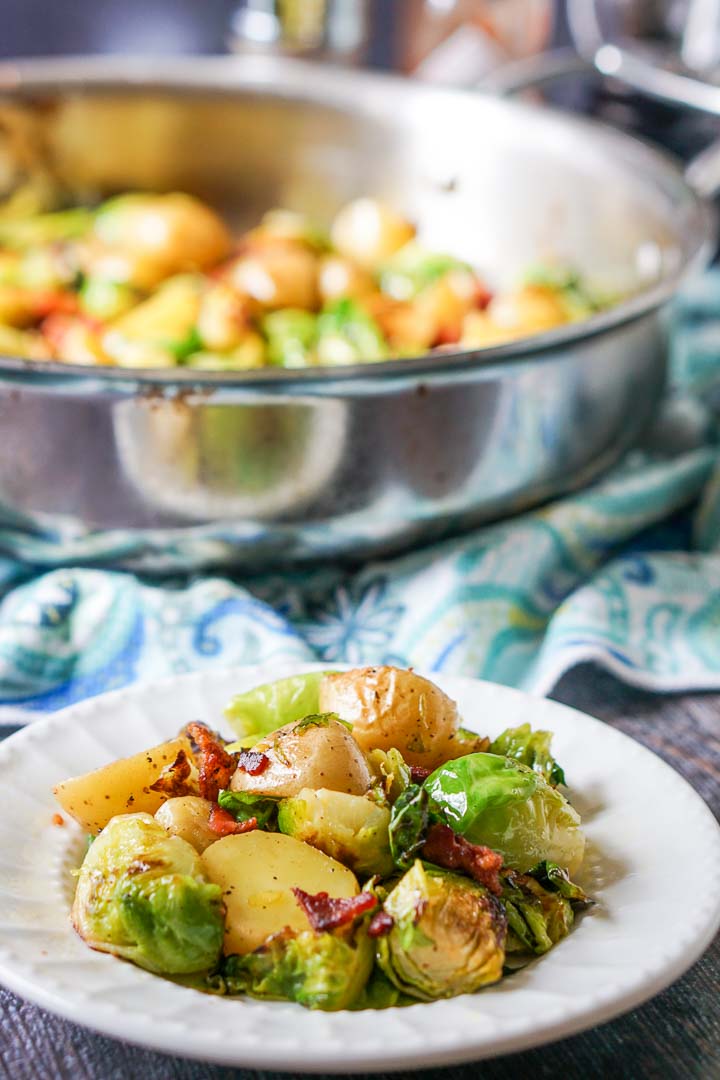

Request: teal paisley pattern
left=4, top=274, right=720, bottom=719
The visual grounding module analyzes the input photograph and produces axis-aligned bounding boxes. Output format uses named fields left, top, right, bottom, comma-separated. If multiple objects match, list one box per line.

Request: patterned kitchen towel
left=2, top=272, right=720, bottom=722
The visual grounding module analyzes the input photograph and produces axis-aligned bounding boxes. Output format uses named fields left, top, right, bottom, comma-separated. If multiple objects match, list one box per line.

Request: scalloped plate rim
left=0, top=662, right=717, bottom=1073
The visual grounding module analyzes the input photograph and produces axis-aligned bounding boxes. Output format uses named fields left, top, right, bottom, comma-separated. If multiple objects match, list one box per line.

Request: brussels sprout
left=262, top=308, right=317, bottom=368
left=72, top=813, right=224, bottom=974
left=222, top=923, right=373, bottom=1010
left=366, top=747, right=411, bottom=804
left=315, top=298, right=388, bottom=365
left=490, top=723, right=566, bottom=786
left=278, top=787, right=393, bottom=876
left=501, top=863, right=589, bottom=957
left=376, top=861, right=506, bottom=1000
left=224, top=671, right=331, bottom=743
left=425, top=753, right=584, bottom=875
left=379, top=242, right=473, bottom=301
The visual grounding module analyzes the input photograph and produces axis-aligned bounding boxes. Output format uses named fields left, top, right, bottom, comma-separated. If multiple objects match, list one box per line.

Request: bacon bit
left=410, top=765, right=431, bottom=784
left=236, top=749, right=270, bottom=776
left=32, top=290, right=80, bottom=319
left=51, top=813, right=65, bottom=827
left=367, top=910, right=394, bottom=938
left=149, top=748, right=195, bottom=797
left=473, top=279, right=493, bottom=310
left=208, top=804, right=257, bottom=837
left=422, top=823, right=504, bottom=896
left=433, top=323, right=461, bottom=347
left=185, top=722, right=238, bottom=802
left=292, top=889, right=377, bottom=932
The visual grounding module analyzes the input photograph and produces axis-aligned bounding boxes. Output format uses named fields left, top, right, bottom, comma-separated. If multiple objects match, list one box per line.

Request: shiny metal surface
left=0, top=56, right=713, bottom=570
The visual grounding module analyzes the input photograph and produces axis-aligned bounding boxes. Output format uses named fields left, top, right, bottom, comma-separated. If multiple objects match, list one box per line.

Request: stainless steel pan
left=0, top=55, right=714, bottom=571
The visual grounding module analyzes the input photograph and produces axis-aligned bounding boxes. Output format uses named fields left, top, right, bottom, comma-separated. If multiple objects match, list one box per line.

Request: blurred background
left=1, top=0, right=718, bottom=163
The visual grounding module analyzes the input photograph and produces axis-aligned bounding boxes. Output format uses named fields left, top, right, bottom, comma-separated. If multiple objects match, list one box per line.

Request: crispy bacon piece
left=149, top=748, right=195, bottom=797
left=292, top=888, right=377, bottom=932
left=422, top=823, right=504, bottom=896
left=367, top=910, right=394, bottom=938
left=184, top=721, right=238, bottom=802
left=410, top=765, right=431, bottom=784
left=208, top=804, right=257, bottom=837
left=236, top=749, right=270, bottom=776
left=473, top=279, right=493, bottom=310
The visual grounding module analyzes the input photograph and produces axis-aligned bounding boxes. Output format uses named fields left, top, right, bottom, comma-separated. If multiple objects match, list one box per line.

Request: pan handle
left=479, top=48, right=720, bottom=200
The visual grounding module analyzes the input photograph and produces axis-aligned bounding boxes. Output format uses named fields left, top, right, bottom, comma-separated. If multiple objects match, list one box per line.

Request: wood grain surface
left=0, top=664, right=718, bottom=1080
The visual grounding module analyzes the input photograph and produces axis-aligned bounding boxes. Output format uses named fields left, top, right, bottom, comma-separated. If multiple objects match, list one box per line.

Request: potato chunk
left=155, top=796, right=217, bottom=853
left=54, top=736, right=194, bottom=834
left=230, top=716, right=371, bottom=799
left=319, top=666, right=460, bottom=769
left=201, top=830, right=359, bottom=954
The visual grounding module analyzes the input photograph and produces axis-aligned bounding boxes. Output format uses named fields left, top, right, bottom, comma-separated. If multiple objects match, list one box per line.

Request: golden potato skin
left=155, top=796, right=217, bottom=853
left=201, top=830, right=359, bottom=954
left=53, top=736, right=194, bottom=834
left=230, top=717, right=371, bottom=799
left=319, top=666, right=460, bottom=769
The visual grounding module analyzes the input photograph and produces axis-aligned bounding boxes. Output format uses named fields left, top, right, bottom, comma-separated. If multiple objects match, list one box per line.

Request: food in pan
left=0, top=188, right=610, bottom=369
left=55, top=666, right=591, bottom=1010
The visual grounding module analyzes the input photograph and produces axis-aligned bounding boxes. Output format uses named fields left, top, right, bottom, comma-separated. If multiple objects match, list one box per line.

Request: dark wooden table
left=1, top=664, right=717, bottom=1080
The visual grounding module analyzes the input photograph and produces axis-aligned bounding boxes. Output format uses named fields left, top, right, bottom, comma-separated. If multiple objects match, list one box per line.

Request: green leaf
left=295, top=711, right=350, bottom=732
left=527, top=860, right=590, bottom=904
left=224, top=671, right=332, bottom=742
left=490, top=723, right=566, bottom=786
left=425, top=753, right=538, bottom=835
left=388, top=784, right=429, bottom=870
left=217, top=790, right=280, bottom=830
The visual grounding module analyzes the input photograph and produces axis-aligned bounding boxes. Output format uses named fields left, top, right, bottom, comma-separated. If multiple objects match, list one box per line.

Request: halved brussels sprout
left=262, top=308, right=317, bottom=368
left=425, top=753, right=585, bottom=875
left=72, top=813, right=224, bottom=974
left=376, top=860, right=506, bottom=1001
left=223, top=923, right=373, bottom=1011
left=278, top=787, right=393, bottom=877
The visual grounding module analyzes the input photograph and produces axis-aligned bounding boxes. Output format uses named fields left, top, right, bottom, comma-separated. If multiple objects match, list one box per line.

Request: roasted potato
left=319, top=666, right=461, bottom=769
left=230, top=715, right=372, bottom=799
left=54, top=736, right=195, bottom=834
left=201, top=830, right=359, bottom=954
left=155, top=795, right=217, bottom=853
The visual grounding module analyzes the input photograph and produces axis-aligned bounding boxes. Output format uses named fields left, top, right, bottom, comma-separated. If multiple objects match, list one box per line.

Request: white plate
left=0, top=663, right=718, bottom=1073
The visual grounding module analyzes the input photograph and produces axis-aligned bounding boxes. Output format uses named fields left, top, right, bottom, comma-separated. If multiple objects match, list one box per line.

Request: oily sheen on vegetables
left=59, top=665, right=591, bottom=1010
